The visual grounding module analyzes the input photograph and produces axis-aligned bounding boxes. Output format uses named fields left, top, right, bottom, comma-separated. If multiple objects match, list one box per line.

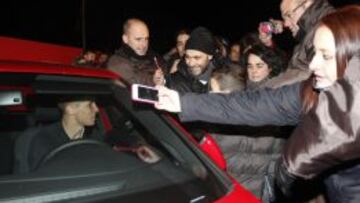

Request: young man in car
left=14, top=98, right=103, bottom=173
left=14, top=98, right=160, bottom=174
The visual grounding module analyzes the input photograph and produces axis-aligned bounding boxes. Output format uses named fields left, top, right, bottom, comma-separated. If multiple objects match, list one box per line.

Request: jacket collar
left=115, top=44, right=155, bottom=61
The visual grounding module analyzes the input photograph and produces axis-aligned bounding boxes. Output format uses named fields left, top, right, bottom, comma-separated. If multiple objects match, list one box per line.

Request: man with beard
left=107, top=18, right=165, bottom=86
left=163, top=26, right=218, bottom=94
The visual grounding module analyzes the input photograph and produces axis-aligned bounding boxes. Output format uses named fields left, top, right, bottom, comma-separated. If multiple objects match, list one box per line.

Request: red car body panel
left=0, top=60, right=118, bottom=79
left=200, top=134, right=227, bottom=171
left=0, top=36, right=82, bottom=65
left=165, top=115, right=227, bottom=170
left=0, top=36, right=261, bottom=203
left=214, top=182, right=260, bottom=203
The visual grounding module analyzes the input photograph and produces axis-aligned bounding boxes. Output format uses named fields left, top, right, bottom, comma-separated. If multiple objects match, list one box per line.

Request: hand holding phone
left=153, top=56, right=161, bottom=69
left=132, top=84, right=159, bottom=104
left=153, top=56, right=165, bottom=85
left=153, top=68, right=165, bottom=86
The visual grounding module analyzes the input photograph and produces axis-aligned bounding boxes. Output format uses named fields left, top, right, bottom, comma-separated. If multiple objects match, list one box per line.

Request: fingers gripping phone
left=131, top=84, right=159, bottom=104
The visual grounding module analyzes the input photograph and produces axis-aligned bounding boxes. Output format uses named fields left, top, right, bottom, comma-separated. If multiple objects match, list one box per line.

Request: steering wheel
left=38, top=139, right=107, bottom=168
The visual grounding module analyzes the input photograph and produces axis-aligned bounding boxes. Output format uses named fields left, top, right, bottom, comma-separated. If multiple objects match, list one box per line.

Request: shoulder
left=108, top=54, right=130, bottom=65
left=107, top=55, right=133, bottom=72
left=265, top=68, right=311, bottom=89
left=32, top=122, right=62, bottom=141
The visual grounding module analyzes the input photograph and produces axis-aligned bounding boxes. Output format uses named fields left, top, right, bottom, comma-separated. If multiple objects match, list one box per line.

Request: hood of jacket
left=288, top=0, right=334, bottom=71
left=295, top=0, right=334, bottom=41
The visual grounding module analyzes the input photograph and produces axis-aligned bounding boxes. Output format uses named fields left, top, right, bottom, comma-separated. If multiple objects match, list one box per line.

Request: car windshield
left=0, top=73, right=230, bottom=202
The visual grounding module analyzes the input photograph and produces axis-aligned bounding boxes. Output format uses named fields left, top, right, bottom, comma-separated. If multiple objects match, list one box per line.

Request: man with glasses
left=265, top=0, right=334, bottom=88
left=281, top=0, right=312, bottom=37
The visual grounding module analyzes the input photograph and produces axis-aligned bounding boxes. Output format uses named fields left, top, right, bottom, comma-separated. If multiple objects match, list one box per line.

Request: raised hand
left=154, top=86, right=181, bottom=113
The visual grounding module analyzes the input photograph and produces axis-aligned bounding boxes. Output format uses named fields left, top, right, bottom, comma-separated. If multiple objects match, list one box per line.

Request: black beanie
left=185, top=27, right=216, bottom=55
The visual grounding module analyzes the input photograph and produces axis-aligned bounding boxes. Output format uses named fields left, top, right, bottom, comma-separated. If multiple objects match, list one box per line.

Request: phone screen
left=138, top=86, right=159, bottom=102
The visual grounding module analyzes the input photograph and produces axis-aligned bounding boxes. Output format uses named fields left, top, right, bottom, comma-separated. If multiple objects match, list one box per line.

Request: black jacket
left=165, top=59, right=216, bottom=95
left=14, top=122, right=103, bottom=173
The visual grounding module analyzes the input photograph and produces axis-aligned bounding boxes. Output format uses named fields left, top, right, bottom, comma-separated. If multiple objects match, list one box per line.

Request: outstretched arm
left=156, top=83, right=302, bottom=126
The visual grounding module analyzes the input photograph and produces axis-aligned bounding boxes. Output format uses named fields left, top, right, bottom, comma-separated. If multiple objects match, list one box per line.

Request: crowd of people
left=26, top=0, right=360, bottom=202
left=154, top=2, right=360, bottom=203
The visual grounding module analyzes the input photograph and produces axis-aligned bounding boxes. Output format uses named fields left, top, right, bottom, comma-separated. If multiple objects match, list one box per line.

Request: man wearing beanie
left=163, top=26, right=219, bottom=94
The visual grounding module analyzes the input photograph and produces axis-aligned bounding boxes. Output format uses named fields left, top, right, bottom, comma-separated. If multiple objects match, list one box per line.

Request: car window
left=0, top=73, right=230, bottom=202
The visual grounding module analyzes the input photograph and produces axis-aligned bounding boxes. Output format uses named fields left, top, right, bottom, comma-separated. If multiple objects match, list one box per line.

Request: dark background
left=1, top=0, right=358, bottom=54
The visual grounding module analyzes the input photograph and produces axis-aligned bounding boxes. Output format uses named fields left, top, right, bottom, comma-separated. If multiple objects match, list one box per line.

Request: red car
left=0, top=37, right=260, bottom=203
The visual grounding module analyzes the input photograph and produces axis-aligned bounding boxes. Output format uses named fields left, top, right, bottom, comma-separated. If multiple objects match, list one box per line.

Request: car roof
left=0, top=36, right=119, bottom=80
left=0, top=60, right=118, bottom=80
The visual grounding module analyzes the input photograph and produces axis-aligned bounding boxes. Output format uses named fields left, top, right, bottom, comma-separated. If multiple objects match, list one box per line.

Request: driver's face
left=73, top=101, right=99, bottom=126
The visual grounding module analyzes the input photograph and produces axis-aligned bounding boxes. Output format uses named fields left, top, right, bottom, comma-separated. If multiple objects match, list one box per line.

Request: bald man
left=107, top=18, right=166, bottom=86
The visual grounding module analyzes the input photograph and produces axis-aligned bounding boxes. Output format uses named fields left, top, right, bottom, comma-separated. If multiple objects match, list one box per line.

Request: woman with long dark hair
left=276, top=5, right=360, bottom=203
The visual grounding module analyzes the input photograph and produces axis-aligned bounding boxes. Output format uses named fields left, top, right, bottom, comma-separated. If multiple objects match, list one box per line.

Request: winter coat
left=211, top=125, right=291, bottom=199
left=107, top=44, right=165, bottom=86
left=265, top=0, right=334, bottom=89
left=277, top=56, right=360, bottom=203
left=165, top=59, right=217, bottom=95
left=210, top=77, right=291, bottom=199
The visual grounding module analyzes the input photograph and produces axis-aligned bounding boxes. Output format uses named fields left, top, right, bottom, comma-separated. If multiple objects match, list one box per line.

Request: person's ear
left=65, top=103, right=78, bottom=116
left=122, top=34, right=128, bottom=44
left=208, top=55, right=213, bottom=60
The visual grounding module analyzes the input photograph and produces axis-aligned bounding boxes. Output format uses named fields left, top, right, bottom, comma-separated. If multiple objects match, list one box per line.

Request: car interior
left=0, top=73, right=231, bottom=202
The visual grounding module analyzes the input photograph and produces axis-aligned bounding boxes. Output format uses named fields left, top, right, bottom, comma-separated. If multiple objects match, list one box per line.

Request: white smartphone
left=131, top=84, right=159, bottom=104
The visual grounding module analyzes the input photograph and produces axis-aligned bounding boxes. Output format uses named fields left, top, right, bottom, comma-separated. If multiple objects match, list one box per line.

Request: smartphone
left=131, top=84, right=159, bottom=104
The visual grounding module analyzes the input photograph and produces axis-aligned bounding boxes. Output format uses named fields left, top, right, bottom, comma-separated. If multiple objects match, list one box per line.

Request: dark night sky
left=1, top=0, right=358, bottom=54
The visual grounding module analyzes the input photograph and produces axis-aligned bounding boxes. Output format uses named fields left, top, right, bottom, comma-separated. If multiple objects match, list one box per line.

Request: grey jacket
left=211, top=126, right=288, bottom=199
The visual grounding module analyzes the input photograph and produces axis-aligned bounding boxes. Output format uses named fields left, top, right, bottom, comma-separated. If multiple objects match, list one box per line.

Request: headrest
left=34, top=107, right=61, bottom=124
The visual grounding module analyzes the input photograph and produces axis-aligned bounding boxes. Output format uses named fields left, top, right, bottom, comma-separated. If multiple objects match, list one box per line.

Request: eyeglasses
left=282, top=0, right=308, bottom=20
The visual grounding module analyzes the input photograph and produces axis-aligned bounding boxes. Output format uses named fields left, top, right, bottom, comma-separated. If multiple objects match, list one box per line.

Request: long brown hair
left=301, top=5, right=360, bottom=113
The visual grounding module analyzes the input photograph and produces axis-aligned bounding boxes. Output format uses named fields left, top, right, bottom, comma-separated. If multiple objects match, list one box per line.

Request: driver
left=15, top=98, right=104, bottom=173
left=15, top=98, right=161, bottom=174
